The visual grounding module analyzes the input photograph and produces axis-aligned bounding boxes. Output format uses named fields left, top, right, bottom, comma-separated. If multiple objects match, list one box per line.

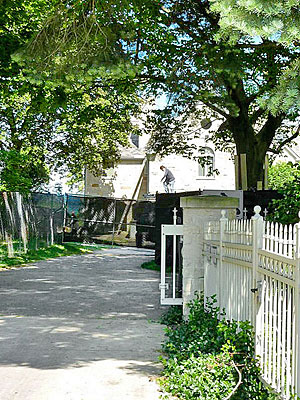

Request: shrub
left=159, top=293, right=279, bottom=400
left=159, top=305, right=183, bottom=326
left=268, top=162, right=300, bottom=190
left=268, top=162, right=300, bottom=224
left=160, top=347, right=237, bottom=400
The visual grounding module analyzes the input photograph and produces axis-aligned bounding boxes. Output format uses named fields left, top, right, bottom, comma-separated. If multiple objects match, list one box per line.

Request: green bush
left=159, top=293, right=279, bottom=400
left=160, top=347, right=237, bottom=400
left=268, top=162, right=300, bottom=224
left=160, top=305, right=183, bottom=326
left=268, top=162, right=300, bottom=190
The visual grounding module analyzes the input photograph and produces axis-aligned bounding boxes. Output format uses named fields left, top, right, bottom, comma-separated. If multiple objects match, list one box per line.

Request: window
left=130, top=133, right=139, bottom=148
left=198, top=147, right=215, bottom=177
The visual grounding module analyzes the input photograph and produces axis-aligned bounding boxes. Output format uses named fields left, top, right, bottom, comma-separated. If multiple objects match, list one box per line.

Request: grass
left=0, top=242, right=106, bottom=269
left=141, top=260, right=160, bottom=271
left=141, top=260, right=172, bottom=272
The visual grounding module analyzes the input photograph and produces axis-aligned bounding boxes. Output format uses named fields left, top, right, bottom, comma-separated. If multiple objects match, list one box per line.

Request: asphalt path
left=0, top=246, right=166, bottom=400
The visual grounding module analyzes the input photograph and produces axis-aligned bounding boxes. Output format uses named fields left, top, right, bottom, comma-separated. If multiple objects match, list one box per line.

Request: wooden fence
left=203, top=206, right=300, bottom=399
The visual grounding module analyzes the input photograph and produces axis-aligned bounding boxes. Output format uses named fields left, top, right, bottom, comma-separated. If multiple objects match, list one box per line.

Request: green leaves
left=2, top=0, right=300, bottom=190
left=0, top=0, right=143, bottom=191
left=210, top=0, right=300, bottom=115
left=0, top=149, right=49, bottom=193
left=159, top=351, right=237, bottom=400
left=268, top=162, right=300, bottom=224
left=160, top=293, right=279, bottom=400
left=52, top=81, right=141, bottom=182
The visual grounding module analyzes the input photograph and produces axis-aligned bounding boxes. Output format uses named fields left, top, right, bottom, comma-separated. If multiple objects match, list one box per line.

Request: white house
left=84, top=121, right=237, bottom=199
left=84, top=118, right=300, bottom=200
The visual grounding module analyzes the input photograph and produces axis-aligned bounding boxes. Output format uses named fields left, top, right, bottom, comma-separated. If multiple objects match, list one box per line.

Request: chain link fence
left=63, top=194, right=155, bottom=247
left=0, top=191, right=156, bottom=263
left=0, top=192, right=64, bottom=261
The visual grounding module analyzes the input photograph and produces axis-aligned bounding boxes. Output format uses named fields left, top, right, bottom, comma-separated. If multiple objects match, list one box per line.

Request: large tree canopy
left=210, top=0, right=300, bottom=115
left=0, top=0, right=55, bottom=191
left=26, top=0, right=300, bottom=189
left=210, top=0, right=300, bottom=43
left=0, top=0, right=142, bottom=192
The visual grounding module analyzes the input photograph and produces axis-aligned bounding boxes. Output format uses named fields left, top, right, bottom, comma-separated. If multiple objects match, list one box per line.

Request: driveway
left=0, top=247, right=166, bottom=400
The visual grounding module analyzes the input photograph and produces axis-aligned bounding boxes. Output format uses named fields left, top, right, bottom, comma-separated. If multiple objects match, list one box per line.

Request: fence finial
left=221, top=209, right=227, bottom=219
left=173, top=207, right=177, bottom=225
left=253, top=205, right=262, bottom=219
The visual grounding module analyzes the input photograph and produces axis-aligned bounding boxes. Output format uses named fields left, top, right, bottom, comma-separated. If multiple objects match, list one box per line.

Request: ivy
left=159, top=293, right=279, bottom=400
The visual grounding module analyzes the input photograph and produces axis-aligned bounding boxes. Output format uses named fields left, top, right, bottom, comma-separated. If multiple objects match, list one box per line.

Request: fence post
left=295, top=212, right=300, bottom=396
left=219, top=210, right=228, bottom=312
left=251, top=205, right=264, bottom=331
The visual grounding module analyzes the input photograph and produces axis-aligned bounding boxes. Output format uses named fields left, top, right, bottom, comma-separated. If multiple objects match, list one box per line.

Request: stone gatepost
left=180, top=195, right=239, bottom=316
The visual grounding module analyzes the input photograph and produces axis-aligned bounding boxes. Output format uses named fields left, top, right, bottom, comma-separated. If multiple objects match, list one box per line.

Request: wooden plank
left=257, top=266, right=297, bottom=287
left=264, top=155, right=269, bottom=190
left=116, top=158, right=146, bottom=234
left=222, top=256, right=252, bottom=269
left=257, top=181, right=263, bottom=190
left=160, top=228, right=167, bottom=303
left=234, top=155, right=240, bottom=189
left=258, top=249, right=296, bottom=265
left=240, top=154, right=248, bottom=190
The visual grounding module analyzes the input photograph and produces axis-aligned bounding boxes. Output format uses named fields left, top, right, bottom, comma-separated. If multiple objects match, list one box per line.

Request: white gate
left=160, top=208, right=183, bottom=305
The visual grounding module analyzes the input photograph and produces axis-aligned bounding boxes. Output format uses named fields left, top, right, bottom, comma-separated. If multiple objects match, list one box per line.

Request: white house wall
left=85, top=159, right=146, bottom=199
left=149, top=151, right=235, bottom=193
left=85, top=116, right=300, bottom=198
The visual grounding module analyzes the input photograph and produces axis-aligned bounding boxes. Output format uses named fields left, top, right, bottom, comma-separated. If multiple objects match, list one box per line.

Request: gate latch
left=159, top=283, right=169, bottom=290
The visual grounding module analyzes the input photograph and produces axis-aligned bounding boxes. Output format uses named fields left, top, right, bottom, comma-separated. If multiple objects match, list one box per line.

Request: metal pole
left=111, top=198, right=116, bottom=246
left=50, top=194, right=54, bottom=246
left=62, top=193, right=68, bottom=243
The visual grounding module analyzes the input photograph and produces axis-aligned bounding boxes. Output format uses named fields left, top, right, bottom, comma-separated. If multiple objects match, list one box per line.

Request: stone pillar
left=180, top=195, right=239, bottom=316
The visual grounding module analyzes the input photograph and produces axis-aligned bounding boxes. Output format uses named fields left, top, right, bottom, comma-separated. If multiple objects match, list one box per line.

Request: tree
left=51, top=81, right=141, bottom=184
left=0, top=0, right=142, bottom=191
left=24, top=0, right=300, bottom=189
left=268, top=162, right=300, bottom=224
left=0, top=0, right=58, bottom=191
left=210, top=0, right=300, bottom=116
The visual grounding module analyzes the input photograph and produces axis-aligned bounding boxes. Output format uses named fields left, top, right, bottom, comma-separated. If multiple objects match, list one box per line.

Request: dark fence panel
left=243, top=190, right=282, bottom=219
left=63, top=194, right=156, bottom=248
left=155, top=191, right=200, bottom=264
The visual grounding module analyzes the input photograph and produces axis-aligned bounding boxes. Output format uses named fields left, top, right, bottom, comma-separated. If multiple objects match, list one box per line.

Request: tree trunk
left=228, top=112, right=283, bottom=189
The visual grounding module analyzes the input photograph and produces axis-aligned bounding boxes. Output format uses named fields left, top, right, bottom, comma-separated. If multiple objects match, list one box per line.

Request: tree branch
left=250, top=107, right=266, bottom=124
left=258, top=112, right=285, bottom=147
left=201, top=100, right=230, bottom=119
left=237, top=41, right=286, bottom=51
left=161, top=1, right=218, bottom=42
left=269, top=125, right=300, bottom=154
left=137, top=74, right=167, bottom=84
left=217, top=120, right=229, bottom=132
left=246, top=86, right=268, bottom=104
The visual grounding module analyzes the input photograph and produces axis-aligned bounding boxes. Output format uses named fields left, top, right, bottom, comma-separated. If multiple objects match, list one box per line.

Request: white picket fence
left=204, top=206, right=300, bottom=399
